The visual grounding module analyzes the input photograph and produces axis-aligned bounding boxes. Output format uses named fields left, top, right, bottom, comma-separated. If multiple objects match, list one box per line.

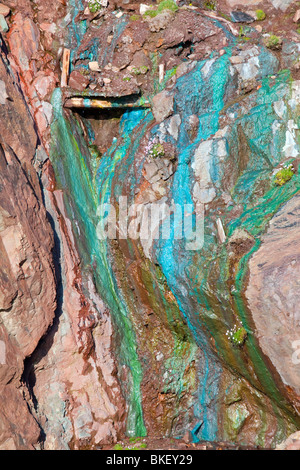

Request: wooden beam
left=64, top=97, right=151, bottom=109
left=61, top=48, right=70, bottom=88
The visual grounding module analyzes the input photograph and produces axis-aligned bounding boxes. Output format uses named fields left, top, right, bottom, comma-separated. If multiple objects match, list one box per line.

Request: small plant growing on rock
left=114, top=439, right=147, bottom=450
left=89, top=144, right=102, bottom=161
left=146, top=137, right=165, bottom=159
left=238, top=26, right=251, bottom=41
left=157, top=0, right=179, bottom=13
left=130, top=14, right=140, bottom=21
left=80, top=68, right=90, bottom=76
left=264, top=34, right=282, bottom=50
left=226, top=324, right=248, bottom=347
left=204, top=1, right=217, bottom=10
left=274, top=163, right=295, bottom=186
left=132, top=66, right=149, bottom=75
left=88, top=0, right=103, bottom=13
left=256, top=9, right=266, bottom=21
left=144, top=0, right=178, bottom=18
left=114, top=443, right=124, bottom=450
left=144, top=10, right=157, bottom=18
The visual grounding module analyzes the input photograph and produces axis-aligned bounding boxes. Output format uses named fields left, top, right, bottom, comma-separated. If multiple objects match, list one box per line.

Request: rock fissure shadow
left=73, top=106, right=134, bottom=155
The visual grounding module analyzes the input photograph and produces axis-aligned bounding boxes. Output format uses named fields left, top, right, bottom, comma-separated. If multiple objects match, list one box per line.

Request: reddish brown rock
left=162, top=10, right=223, bottom=48
left=7, top=10, right=57, bottom=149
left=0, top=143, right=56, bottom=371
left=69, top=70, right=90, bottom=91
left=0, top=4, right=10, bottom=17
left=32, top=71, right=57, bottom=100
left=247, top=194, right=300, bottom=411
left=0, top=30, right=57, bottom=449
left=0, top=384, right=40, bottom=450
left=131, top=50, right=151, bottom=69
left=0, top=49, right=37, bottom=162
left=8, top=13, right=40, bottom=72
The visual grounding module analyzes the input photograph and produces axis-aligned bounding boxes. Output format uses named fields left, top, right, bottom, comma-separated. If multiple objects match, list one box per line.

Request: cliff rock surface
left=0, top=0, right=300, bottom=450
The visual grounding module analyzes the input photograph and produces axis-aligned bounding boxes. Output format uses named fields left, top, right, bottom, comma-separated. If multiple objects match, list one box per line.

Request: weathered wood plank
left=61, top=48, right=70, bottom=88
left=64, top=97, right=151, bottom=109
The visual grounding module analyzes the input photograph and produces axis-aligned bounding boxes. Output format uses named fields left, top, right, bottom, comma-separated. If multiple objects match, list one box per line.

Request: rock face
left=0, top=40, right=56, bottom=449
left=1, top=0, right=300, bottom=451
left=247, top=194, right=300, bottom=407
left=0, top=145, right=56, bottom=360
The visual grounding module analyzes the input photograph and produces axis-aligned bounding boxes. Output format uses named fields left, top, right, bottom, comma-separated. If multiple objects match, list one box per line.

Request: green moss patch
left=226, top=325, right=248, bottom=347
left=144, top=0, right=178, bottom=18
left=256, top=9, right=266, bottom=21
left=88, top=0, right=103, bottom=13
left=204, top=1, right=217, bottom=10
left=274, top=163, right=295, bottom=186
left=264, top=34, right=282, bottom=50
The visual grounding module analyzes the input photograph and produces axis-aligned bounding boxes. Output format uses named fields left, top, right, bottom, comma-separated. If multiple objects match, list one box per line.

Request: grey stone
left=229, top=56, right=243, bottom=65
left=167, top=114, right=181, bottom=141
left=145, top=10, right=175, bottom=33
left=152, top=90, right=174, bottom=123
left=0, top=14, right=8, bottom=33
left=35, top=146, right=49, bottom=165
left=0, top=80, right=8, bottom=104
left=270, top=0, right=294, bottom=11
left=231, top=11, right=255, bottom=23
left=144, top=162, right=159, bottom=181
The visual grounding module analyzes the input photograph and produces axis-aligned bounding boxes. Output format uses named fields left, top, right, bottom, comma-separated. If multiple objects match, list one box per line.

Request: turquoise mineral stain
left=50, top=89, right=147, bottom=437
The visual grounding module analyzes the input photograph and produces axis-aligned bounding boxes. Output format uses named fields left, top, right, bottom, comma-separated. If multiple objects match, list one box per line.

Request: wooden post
left=216, top=218, right=226, bottom=244
left=159, top=64, right=165, bottom=84
left=61, top=48, right=70, bottom=88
